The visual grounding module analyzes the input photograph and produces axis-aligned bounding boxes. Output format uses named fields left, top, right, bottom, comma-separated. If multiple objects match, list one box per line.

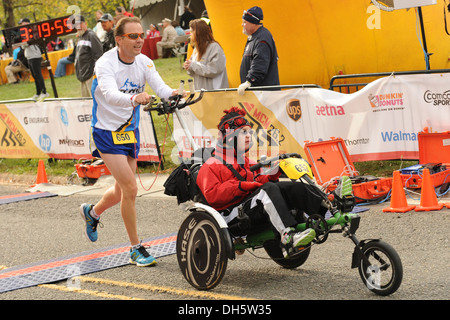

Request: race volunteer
left=80, top=16, right=179, bottom=267
left=238, top=6, right=280, bottom=95
left=196, top=107, right=324, bottom=257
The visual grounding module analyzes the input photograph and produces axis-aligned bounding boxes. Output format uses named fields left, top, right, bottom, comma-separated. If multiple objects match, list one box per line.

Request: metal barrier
left=205, top=84, right=322, bottom=93
left=329, top=69, right=450, bottom=93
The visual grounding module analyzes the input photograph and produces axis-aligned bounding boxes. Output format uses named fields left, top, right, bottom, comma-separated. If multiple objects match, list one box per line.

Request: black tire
left=263, top=239, right=311, bottom=269
left=176, top=210, right=228, bottom=290
left=357, top=240, right=403, bottom=296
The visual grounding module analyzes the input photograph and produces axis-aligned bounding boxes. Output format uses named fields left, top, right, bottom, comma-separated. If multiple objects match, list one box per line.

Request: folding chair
left=171, top=35, right=190, bottom=68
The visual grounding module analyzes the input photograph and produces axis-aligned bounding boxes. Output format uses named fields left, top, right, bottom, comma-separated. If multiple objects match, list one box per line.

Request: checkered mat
left=0, top=191, right=57, bottom=205
left=0, top=232, right=177, bottom=293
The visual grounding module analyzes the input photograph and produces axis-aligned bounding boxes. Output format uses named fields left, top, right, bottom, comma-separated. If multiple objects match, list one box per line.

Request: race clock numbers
left=2, top=15, right=77, bottom=47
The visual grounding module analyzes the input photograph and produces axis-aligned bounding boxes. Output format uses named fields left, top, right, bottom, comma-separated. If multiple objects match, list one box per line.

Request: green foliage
left=0, top=0, right=127, bottom=29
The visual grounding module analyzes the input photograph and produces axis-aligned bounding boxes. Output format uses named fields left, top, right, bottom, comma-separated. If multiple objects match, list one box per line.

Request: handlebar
left=250, top=153, right=302, bottom=172
left=142, top=79, right=205, bottom=115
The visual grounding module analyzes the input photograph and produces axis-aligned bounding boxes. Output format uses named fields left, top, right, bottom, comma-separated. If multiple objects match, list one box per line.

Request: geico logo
left=78, top=114, right=92, bottom=122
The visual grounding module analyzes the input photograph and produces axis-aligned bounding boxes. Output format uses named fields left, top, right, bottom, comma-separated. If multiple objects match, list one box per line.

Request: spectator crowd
left=2, top=5, right=279, bottom=98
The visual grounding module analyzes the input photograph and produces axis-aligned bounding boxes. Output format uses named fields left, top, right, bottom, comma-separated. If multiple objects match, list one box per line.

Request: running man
left=80, top=16, right=179, bottom=267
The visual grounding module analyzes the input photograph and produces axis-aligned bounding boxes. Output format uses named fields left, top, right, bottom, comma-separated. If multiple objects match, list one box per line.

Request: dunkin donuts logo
left=286, top=99, right=302, bottom=122
left=368, top=92, right=405, bottom=112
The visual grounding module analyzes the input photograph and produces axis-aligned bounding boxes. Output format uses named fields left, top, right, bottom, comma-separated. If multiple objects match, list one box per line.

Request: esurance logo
left=423, top=90, right=450, bottom=106
left=286, top=99, right=302, bottom=121
left=368, top=92, right=404, bottom=112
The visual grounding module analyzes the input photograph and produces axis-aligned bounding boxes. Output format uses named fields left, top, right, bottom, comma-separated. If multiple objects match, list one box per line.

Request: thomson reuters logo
left=286, top=99, right=302, bottom=122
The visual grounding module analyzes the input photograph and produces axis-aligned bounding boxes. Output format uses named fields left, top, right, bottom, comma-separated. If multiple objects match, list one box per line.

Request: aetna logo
left=316, top=105, right=345, bottom=116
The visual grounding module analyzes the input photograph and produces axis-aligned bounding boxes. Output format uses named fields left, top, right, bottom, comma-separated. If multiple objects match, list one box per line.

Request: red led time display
left=2, top=15, right=77, bottom=47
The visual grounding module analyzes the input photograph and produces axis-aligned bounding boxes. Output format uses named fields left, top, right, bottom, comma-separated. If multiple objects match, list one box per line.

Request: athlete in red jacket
left=197, top=107, right=324, bottom=256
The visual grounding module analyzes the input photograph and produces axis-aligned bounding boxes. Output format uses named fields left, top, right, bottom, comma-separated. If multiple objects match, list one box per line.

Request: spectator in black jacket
left=98, top=13, right=115, bottom=52
left=74, top=15, right=103, bottom=97
left=238, top=6, right=280, bottom=95
left=180, top=6, right=195, bottom=30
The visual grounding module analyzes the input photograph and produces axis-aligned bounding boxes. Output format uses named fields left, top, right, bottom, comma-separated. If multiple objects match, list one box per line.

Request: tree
left=0, top=0, right=126, bottom=29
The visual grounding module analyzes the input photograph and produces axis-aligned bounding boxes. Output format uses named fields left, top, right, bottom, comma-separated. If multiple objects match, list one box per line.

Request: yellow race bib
left=111, top=131, right=137, bottom=144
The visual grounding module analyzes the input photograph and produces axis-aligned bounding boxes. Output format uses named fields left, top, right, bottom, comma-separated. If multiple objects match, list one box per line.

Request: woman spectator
left=183, top=19, right=228, bottom=90
left=146, top=24, right=160, bottom=38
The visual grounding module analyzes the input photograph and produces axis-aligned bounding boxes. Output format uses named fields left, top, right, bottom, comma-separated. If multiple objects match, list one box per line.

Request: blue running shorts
left=91, top=127, right=140, bottom=159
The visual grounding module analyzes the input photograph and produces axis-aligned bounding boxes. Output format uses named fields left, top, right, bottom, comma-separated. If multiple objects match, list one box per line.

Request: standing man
left=80, top=16, right=180, bottom=267
left=238, top=6, right=279, bottom=95
left=74, top=15, right=103, bottom=97
left=98, top=13, right=116, bottom=53
left=156, top=18, right=177, bottom=58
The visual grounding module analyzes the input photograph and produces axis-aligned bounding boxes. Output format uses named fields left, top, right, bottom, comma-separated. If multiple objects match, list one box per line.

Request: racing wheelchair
left=143, top=81, right=403, bottom=296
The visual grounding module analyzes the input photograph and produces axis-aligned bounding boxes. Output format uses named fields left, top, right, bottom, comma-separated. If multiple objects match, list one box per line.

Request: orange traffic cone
left=415, top=169, right=444, bottom=211
left=383, top=170, right=415, bottom=213
left=35, top=159, right=48, bottom=185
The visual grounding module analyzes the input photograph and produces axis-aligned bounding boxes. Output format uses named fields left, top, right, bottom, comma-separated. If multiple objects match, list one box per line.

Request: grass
left=0, top=57, right=417, bottom=182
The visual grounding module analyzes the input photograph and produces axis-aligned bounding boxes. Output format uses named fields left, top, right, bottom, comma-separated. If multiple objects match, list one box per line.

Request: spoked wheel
left=357, top=240, right=403, bottom=296
left=176, top=210, right=228, bottom=290
left=263, top=239, right=311, bottom=269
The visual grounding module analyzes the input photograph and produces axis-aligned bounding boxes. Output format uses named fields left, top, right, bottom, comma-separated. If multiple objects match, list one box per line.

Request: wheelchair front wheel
left=176, top=210, right=228, bottom=290
left=357, top=240, right=403, bottom=296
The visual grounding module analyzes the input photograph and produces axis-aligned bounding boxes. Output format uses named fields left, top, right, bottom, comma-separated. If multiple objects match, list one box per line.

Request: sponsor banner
left=0, top=99, right=160, bottom=162
left=173, top=73, right=450, bottom=162
left=172, top=91, right=307, bottom=162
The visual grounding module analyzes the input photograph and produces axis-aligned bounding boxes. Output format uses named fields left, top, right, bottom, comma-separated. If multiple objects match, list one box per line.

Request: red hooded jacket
left=196, top=145, right=280, bottom=211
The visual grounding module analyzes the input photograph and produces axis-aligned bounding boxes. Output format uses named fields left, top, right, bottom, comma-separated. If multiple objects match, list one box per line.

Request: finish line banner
left=173, top=73, right=450, bottom=162
left=0, top=99, right=160, bottom=162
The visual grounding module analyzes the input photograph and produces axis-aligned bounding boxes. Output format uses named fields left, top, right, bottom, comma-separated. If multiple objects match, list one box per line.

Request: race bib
left=111, top=131, right=137, bottom=144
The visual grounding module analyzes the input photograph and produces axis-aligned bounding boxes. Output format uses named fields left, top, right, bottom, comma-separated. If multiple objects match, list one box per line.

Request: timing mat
left=0, top=232, right=177, bottom=293
left=0, top=191, right=57, bottom=205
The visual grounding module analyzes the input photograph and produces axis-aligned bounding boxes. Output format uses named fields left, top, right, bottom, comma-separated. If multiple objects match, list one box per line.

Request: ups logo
left=286, top=99, right=302, bottom=122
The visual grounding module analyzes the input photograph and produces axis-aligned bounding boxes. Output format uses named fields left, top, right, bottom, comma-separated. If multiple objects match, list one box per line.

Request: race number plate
left=111, top=131, right=137, bottom=144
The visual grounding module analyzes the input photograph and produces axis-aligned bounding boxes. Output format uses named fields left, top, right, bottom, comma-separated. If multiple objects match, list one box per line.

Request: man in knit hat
left=197, top=107, right=323, bottom=257
left=238, top=6, right=280, bottom=95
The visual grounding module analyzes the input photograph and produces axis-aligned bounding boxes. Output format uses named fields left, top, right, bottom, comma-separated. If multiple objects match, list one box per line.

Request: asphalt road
left=0, top=177, right=449, bottom=306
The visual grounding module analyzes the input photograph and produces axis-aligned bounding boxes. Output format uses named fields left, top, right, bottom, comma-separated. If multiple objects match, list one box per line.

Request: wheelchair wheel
left=176, top=210, right=228, bottom=290
left=263, top=239, right=311, bottom=269
left=357, top=240, right=403, bottom=296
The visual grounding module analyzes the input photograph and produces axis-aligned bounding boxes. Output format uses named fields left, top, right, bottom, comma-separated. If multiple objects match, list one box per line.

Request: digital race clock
left=2, top=15, right=77, bottom=47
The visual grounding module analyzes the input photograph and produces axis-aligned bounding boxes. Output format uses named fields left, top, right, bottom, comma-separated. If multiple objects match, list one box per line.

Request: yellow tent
left=204, top=0, right=450, bottom=89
